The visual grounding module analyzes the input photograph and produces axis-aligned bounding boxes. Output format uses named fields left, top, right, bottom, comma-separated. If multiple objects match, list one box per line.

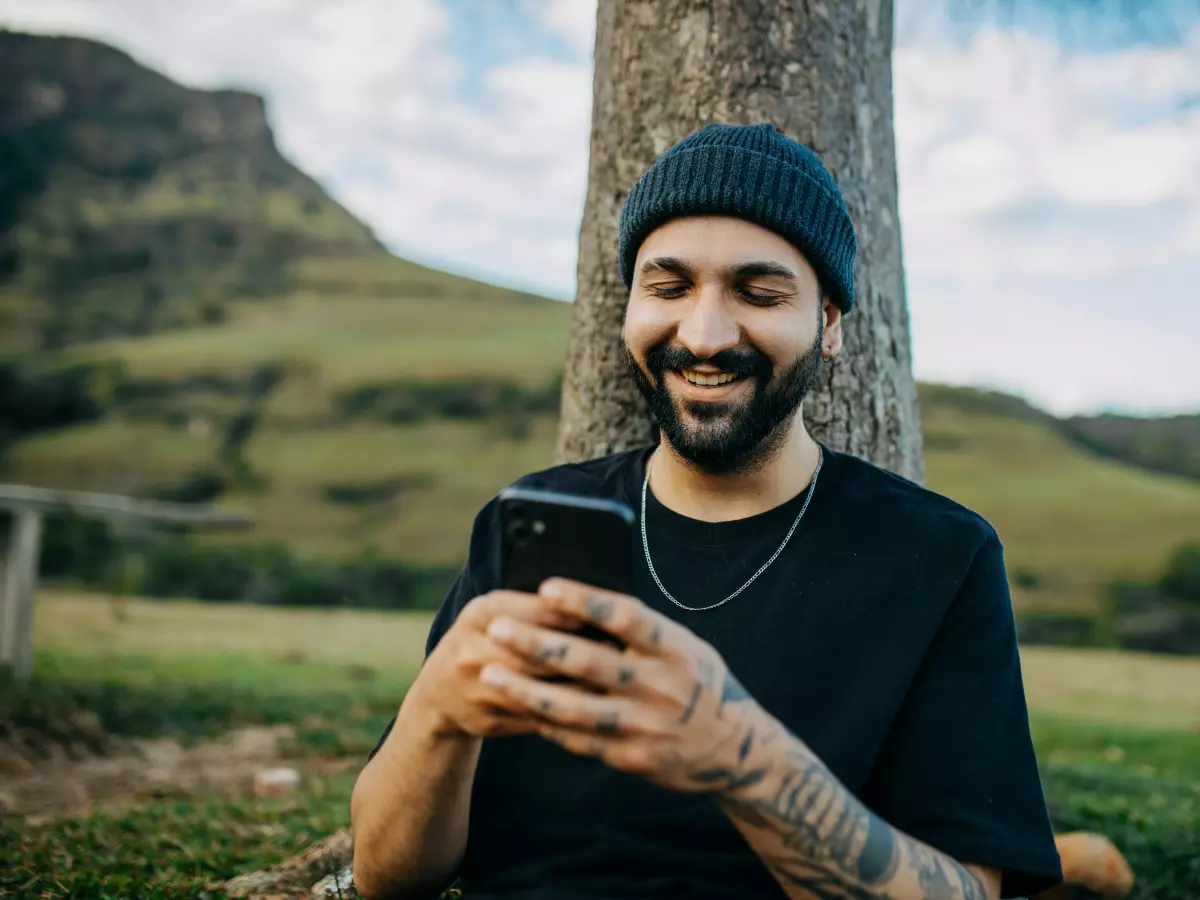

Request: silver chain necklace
left=640, top=447, right=823, bottom=612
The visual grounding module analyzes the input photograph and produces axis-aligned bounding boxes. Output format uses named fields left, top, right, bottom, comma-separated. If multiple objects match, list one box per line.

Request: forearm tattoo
left=563, top=599, right=989, bottom=900
left=694, top=673, right=988, bottom=900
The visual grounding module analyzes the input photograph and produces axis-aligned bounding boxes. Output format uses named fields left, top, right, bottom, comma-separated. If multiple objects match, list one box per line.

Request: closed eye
left=649, top=284, right=689, bottom=299
left=738, top=289, right=784, bottom=306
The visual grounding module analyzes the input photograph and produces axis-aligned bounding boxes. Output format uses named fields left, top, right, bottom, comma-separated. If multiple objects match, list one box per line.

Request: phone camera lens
left=508, top=518, right=532, bottom=543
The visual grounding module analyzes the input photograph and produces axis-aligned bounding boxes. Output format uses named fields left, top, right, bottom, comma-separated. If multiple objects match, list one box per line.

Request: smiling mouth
left=678, top=368, right=741, bottom=387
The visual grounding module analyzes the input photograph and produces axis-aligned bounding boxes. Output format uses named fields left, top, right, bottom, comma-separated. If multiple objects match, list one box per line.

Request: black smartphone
left=497, top=486, right=636, bottom=652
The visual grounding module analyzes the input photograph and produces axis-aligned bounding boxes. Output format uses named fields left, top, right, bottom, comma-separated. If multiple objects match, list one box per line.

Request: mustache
left=644, top=343, right=772, bottom=380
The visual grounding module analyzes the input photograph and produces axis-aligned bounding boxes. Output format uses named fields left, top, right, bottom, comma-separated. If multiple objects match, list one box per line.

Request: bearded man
left=351, top=123, right=1063, bottom=900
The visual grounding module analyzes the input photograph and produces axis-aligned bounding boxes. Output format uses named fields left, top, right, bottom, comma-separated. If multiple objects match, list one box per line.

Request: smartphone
left=496, top=486, right=636, bottom=652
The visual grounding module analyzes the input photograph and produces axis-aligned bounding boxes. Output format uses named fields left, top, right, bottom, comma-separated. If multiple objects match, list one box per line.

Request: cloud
left=331, top=54, right=593, bottom=296
left=2, top=0, right=1198, bottom=412
left=895, top=24, right=1200, bottom=287
left=893, top=22, right=1200, bottom=412
left=523, top=0, right=596, bottom=60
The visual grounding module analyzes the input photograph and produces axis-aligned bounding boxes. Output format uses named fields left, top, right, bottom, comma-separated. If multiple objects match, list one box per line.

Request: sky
left=2, top=0, right=1198, bottom=416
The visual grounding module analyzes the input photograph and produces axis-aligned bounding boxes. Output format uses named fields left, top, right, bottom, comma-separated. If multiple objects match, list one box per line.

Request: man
left=351, top=123, right=1062, bottom=900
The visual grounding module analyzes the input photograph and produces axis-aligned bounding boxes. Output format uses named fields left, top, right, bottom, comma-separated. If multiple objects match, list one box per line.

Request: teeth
left=681, top=369, right=737, bottom=386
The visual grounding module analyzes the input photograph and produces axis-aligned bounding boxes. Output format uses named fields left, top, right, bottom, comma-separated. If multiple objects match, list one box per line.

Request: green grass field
left=29, top=591, right=1200, bottom=730
left=9, top=283, right=1200, bottom=589
left=4, top=592, right=1199, bottom=898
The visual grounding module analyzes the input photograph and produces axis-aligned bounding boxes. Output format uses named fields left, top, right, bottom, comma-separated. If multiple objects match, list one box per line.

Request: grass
left=6, top=231, right=1197, bottom=609
left=12, top=384, right=1200, bottom=589
left=8, top=594, right=1200, bottom=899
left=1020, top=646, right=1200, bottom=729
left=35, top=591, right=431, bottom=682
left=34, top=592, right=1200, bottom=731
left=3, top=771, right=360, bottom=899
left=71, top=290, right=571, bottom=392
left=11, top=321, right=1200, bottom=601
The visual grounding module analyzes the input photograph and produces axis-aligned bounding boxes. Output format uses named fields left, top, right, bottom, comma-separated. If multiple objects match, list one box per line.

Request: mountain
left=0, top=30, right=389, bottom=350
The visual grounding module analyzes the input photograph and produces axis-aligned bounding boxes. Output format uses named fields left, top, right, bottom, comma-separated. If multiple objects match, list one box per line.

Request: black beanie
left=617, top=123, right=857, bottom=314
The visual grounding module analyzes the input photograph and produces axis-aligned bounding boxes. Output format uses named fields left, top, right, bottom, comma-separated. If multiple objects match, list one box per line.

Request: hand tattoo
left=584, top=594, right=613, bottom=622
left=720, top=670, right=751, bottom=706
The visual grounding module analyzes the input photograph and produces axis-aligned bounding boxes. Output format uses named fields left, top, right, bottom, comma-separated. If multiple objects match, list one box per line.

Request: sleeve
left=368, top=499, right=501, bottom=760
left=862, top=530, right=1063, bottom=899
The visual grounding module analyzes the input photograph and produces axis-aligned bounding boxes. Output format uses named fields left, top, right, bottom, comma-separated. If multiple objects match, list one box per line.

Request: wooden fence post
left=0, top=509, right=42, bottom=677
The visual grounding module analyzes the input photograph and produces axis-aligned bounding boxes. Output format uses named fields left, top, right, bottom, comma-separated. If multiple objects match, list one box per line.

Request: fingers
left=536, top=579, right=679, bottom=655
left=481, top=664, right=670, bottom=739
left=460, top=589, right=579, bottom=632
left=486, top=616, right=645, bottom=692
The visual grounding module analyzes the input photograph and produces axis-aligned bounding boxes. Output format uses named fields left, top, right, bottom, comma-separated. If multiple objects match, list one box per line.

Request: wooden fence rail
left=0, top=484, right=253, bottom=678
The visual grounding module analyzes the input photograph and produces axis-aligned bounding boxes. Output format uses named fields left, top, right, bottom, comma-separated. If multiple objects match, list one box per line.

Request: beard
left=625, top=315, right=824, bottom=476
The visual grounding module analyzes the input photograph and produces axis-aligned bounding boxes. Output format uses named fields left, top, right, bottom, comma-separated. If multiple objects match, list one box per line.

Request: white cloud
left=524, top=0, right=596, bottom=59
left=893, top=23, right=1200, bottom=412
left=2, top=0, right=1198, bottom=412
left=895, top=24, right=1200, bottom=285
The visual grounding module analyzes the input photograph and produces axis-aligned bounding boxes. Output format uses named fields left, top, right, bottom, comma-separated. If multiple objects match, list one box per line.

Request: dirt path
left=0, top=724, right=349, bottom=824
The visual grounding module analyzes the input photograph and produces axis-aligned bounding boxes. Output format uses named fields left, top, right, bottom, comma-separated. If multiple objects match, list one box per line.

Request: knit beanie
left=617, top=123, right=857, bottom=314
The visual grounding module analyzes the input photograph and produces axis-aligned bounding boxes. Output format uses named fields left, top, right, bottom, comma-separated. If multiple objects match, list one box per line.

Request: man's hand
left=478, top=578, right=999, bottom=900
left=476, top=577, right=770, bottom=795
left=409, top=588, right=585, bottom=739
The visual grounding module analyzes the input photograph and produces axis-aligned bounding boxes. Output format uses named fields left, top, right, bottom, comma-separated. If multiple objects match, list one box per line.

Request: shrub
left=39, top=516, right=456, bottom=611
left=1159, top=544, right=1200, bottom=607
left=39, top=510, right=122, bottom=585
left=0, top=359, right=110, bottom=452
left=1016, top=612, right=1104, bottom=648
left=334, top=375, right=562, bottom=426
left=152, top=469, right=226, bottom=503
left=1013, top=568, right=1041, bottom=590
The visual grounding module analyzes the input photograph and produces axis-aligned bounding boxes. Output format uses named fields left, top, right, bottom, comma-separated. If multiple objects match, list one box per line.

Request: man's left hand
left=477, top=577, right=776, bottom=797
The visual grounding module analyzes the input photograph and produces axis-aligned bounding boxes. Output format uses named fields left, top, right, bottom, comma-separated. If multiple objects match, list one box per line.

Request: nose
left=674, top=284, right=740, bottom=361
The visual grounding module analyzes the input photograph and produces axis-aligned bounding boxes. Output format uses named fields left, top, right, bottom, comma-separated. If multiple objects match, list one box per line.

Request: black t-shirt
left=370, top=446, right=1062, bottom=899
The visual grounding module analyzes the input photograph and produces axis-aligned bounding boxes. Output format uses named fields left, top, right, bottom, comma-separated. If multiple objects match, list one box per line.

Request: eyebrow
left=726, top=261, right=797, bottom=281
left=640, top=256, right=694, bottom=278
left=639, top=257, right=797, bottom=282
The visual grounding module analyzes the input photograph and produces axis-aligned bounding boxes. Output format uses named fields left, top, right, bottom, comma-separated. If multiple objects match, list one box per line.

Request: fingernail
left=480, top=664, right=507, bottom=685
left=488, top=617, right=515, bottom=641
left=539, top=578, right=566, bottom=597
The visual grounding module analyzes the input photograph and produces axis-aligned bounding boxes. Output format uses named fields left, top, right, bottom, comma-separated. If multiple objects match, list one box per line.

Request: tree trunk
left=556, top=0, right=924, bottom=482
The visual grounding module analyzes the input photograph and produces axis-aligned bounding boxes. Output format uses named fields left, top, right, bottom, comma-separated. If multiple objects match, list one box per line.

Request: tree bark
left=556, top=0, right=924, bottom=482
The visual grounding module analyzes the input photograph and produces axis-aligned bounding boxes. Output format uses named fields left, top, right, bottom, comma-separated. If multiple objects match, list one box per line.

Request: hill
left=7, top=302, right=1199, bottom=617
left=919, top=383, right=1200, bottom=483
left=1064, top=412, right=1200, bottom=482
left=1, top=29, right=388, bottom=349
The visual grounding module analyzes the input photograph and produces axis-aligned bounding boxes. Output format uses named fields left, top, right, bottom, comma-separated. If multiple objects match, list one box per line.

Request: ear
left=821, top=295, right=844, bottom=361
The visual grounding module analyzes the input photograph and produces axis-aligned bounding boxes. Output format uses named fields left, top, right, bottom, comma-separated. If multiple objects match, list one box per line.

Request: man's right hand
left=405, top=589, right=582, bottom=739
left=355, top=588, right=576, bottom=899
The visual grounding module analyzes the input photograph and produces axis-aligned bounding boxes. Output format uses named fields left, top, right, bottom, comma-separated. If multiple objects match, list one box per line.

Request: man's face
left=623, top=216, right=841, bottom=475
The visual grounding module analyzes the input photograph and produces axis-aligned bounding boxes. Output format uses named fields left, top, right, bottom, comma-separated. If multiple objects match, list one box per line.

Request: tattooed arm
left=710, top=680, right=1000, bottom=900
